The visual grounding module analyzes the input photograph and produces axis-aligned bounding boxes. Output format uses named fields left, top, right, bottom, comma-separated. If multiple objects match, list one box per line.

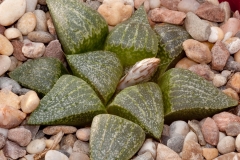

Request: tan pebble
left=183, top=39, right=212, bottom=63
left=17, top=12, right=37, bottom=36
left=22, top=40, right=45, bottom=58
left=98, top=2, right=133, bottom=26
left=47, top=18, right=56, bottom=35
left=202, top=41, right=214, bottom=50
left=45, top=139, right=54, bottom=148
left=181, top=140, right=203, bottom=160
left=0, top=55, right=11, bottom=76
left=0, top=89, right=20, bottom=110
left=8, top=56, right=18, bottom=72
left=27, top=31, right=55, bottom=43
left=156, top=143, right=181, bottom=160
left=0, top=0, right=26, bottom=26
left=222, top=88, right=239, bottom=101
left=226, top=72, right=240, bottom=93
left=212, top=112, right=240, bottom=132
left=220, top=18, right=240, bottom=35
left=234, top=50, right=240, bottom=63
left=202, top=148, right=219, bottom=160
left=20, top=90, right=40, bottom=114
left=4, top=28, right=23, bottom=41
left=212, top=74, right=227, bottom=87
left=175, top=57, right=198, bottom=69
left=34, top=10, right=48, bottom=32
left=208, top=27, right=224, bottom=43
left=43, top=126, right=77, bottom=135
left=0, top=34, right=14, bottom=56
left=223, top=37, right=240, bottom=54
left=205, top=0, right=219, bottom=5
left=76, top=127, right=91, bottom=141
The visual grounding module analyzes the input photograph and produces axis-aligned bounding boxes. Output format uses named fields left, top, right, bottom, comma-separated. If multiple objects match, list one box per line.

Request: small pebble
left=212, top=74, right=227, bottom=87
left=0, top=89, right=20, bottom=110
left=11, top=40, right=27, bottom=62
left=72, top=140, right=90, bottom=155
left=195, top=2, right=225, bottom=22
left=169, top=120, right=189, bottom=138
left=213, top=152, right=240, bottom=160
left=177, top=0, right=200, bottom=13
left=156, top=143, right=181, bottom=160
left=184, top=12, right=211, bottom=41
left=175, top=57, right=198, bottom=69
left=0, top=34, right=14, bottom=56
left=20, top=90, right=40, bottom=114
left=208, top=27, right=224, bottom=43
left=167, top=135, right=185, bottom=153
left=76, top=127, right=91, bottom=142
left=0, top=0, right=26, bottom=26
left=224, top=56, right=240, bottom=72
left=235, top=134, right=240, bottom=152
left=27, top=31, right=55, bottom=43
left=86, top=0, right=101, bottom=10
left=0, top=128, right=8, bottom=138
left=138, top=138, right=156, bottom=159
left=22, top=40, right=46, bottom=58
left=61, top=134, right=77, bottom=148
left=26, top=0, right=38, bottom=12
left=221, top=70, right=232, bottom=78
left=188, top=64, right=215, bottom=81
left=217, top=136, right=235, bottom=154
left=0, top=24, right=5, bottom=35
left=181, top=140, right=203, bottom=160
left=4, top=28, right=23, bottom=41
left=148, top=0, right=161, bottom=9
left=220, top=18, right=240, bottom=36
left=188, top=120, right=206, bottom=146
left=61, top=145, right=73, bottom=155
left=26, top=139, right=46, bottom=154
left=211, top=40, right=230, bottom=71
left=133, top=151, right=154, bottom=160
left=3, top=140, right=26, bottom=159
left=0, top=55, right=11, bottom=76
left=184, top=131, right=198, bottom=143
left=69, top=152, right=90, bottom=160
left=213, top=112, right=240, bottom=132
left=226, top=72, right=240, bottom=93
left=183, top=39, right=212, bottom=63
left=45, top=139, right=54, bottom=148
left=134, top=0, right=146, bottom=9
left=201, top=117, right=219, bottom=146
left=43, top=126, right=77, bottom=135
left=44, top=40, right=65, bottom=62
left=223, top=37, right=240, bottom=54
left=8, top=56, right=19, bottom=72
left=202, top=148, right=219, bottom=160
left=17, top=12, right=37, bottom=36
left=234, top=50, right=240, bottom=63
left=45, top=150, right=69, bottom=160
left=219, top=1, right=231, bottom=23
left=7, top=127, right=32, bottom=147
left=150, top=7, right=186, bottom=25
left=225, top=122, right=240, bottom=136
left=34, top=10, right=48, bottom=32
left=160, top=0, right=181, bottom=10
left=0, top=133, right=6, bottom=149
left=47, top=18, right=56, bottom=35
left=98, top=2, right=133, bottom=26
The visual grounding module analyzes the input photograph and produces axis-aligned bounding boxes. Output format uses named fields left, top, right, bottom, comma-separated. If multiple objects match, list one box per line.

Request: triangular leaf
left=90, top=114, right=145, bottom=160
left=27, top=75, right=107, bottom=126
left=9, top=57, right=68, bottom=96
left=66, top=51, right=123, bottom=105
left=46, top=0, right=108, bottom=55
left=158, top=68, right=238, bottom=123
left=107, top=82, right=164, bottom=139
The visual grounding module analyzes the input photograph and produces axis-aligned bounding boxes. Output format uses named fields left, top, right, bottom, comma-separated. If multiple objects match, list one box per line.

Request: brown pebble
left=183, top=39, right=212, bottom=63
left=195, top=2, right=225, bottom=22
left=43, top=126, right=77, bottom=135
left=0, top=24, right=5, bottom=35
left=212, top=112, right=240, bottom=132
left=7, top=127, right=32, bottom=147
left=201, top=117, right=219, bottom=146
left=11, top=40, right=27, bottom=62
left=43, top=40, right=65, bottom=63
left=160, top=0, right=181, bottom=10
left=150, top=7, right=186, bottom=25
left=226, top=72, right=240, bottom=93
left=202, top=148, right=218, bottom=160
left=188, top=64, right=215, bottom=81
left=181, top=140, right=203, bottom=160
left=225, top=122, right=240, bottom=136
left=211, top=40, right=230, bottom=71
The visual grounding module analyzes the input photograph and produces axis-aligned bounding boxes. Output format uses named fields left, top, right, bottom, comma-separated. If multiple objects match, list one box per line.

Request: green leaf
left=153, top=23, right=191, bottom=76
left=90, top=114, right=145, bottom=160
left=66, top=51, right=123, bottom=105
left=27, top=75, right=107, bottom=126
left=107, top=82, right=164, bottom=139
left=158, top=68, right=238, bottom=123
left=104, top=6, right=158, bottom=67
left=46, top=0, right=108, bottom=55
left=9, top=57, right=68, bottom=96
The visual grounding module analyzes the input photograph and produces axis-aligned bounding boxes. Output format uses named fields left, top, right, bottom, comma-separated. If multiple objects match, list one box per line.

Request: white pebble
left=138, top=138, right=157, bottom=159
left=17, top=12, right=37, bottom=36
left=0, top=34, right=14, bottom=56
left=208, top=27, right=224, bottom=43
left=0, top=0, right=26, bottom=26
left=212, top=74, right=227, bottom=87
left=20, top=90, right=40, bottom=114
left=76, top=127, right=91, bottom=141
left=45, top=150, right=68, bottom=160
left=26, top=139, right=46, bottom=154
left=235, top=134, right=240, bottom=152
left=26, top=0, right=38, bottom=12
left=4, top=28, right=23, bottom=41
left=222, top=31, right=232, bottom=42
left=22, top=40, right=45, bottom=58
left=177, top=0, right=200, bottom=13
left=149, top=0, right=160, bottom=9
left=184, top=131, right=198, bottom=143
left=0, top=55, right=11, bottom=76
left=34, top=10, right=48, bottom=32
left=224, top=37, right=240, bottom=54
left=217, top=136, right=235, bottom=154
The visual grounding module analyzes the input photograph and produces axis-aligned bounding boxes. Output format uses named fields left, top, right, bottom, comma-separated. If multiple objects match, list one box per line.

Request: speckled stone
left=167, top=135, right=185, bottom=153
left=43, top=126, right=77, bottom=135
left=181, top=140, right=203, bottom=160
left=201, top=117, right=219, bottom=146
left=156, top=143, right=182, bottom=160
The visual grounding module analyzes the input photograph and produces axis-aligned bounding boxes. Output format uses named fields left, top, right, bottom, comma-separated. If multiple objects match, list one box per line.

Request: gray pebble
left=28, top=31, right=54, bottom=43
left=0, top=77, right=21, bottom=94
left=217, top=136, right=235, bottom=154
left=167, top=135, right=185, bottom=153
left=224, top=56, right=240, bottom=72
left=7, top=127, right=32, bottom=147
left=3, top=140, right=26, bottom=159
left=169, top=120, right=189, bottom=138
left=73, top=140, right=89, bottom=155
left=61, top=134, right=77, bottom=148
left=86, top=0, right=101, bottom=10
left=226, top=122, right=240, bottom=136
